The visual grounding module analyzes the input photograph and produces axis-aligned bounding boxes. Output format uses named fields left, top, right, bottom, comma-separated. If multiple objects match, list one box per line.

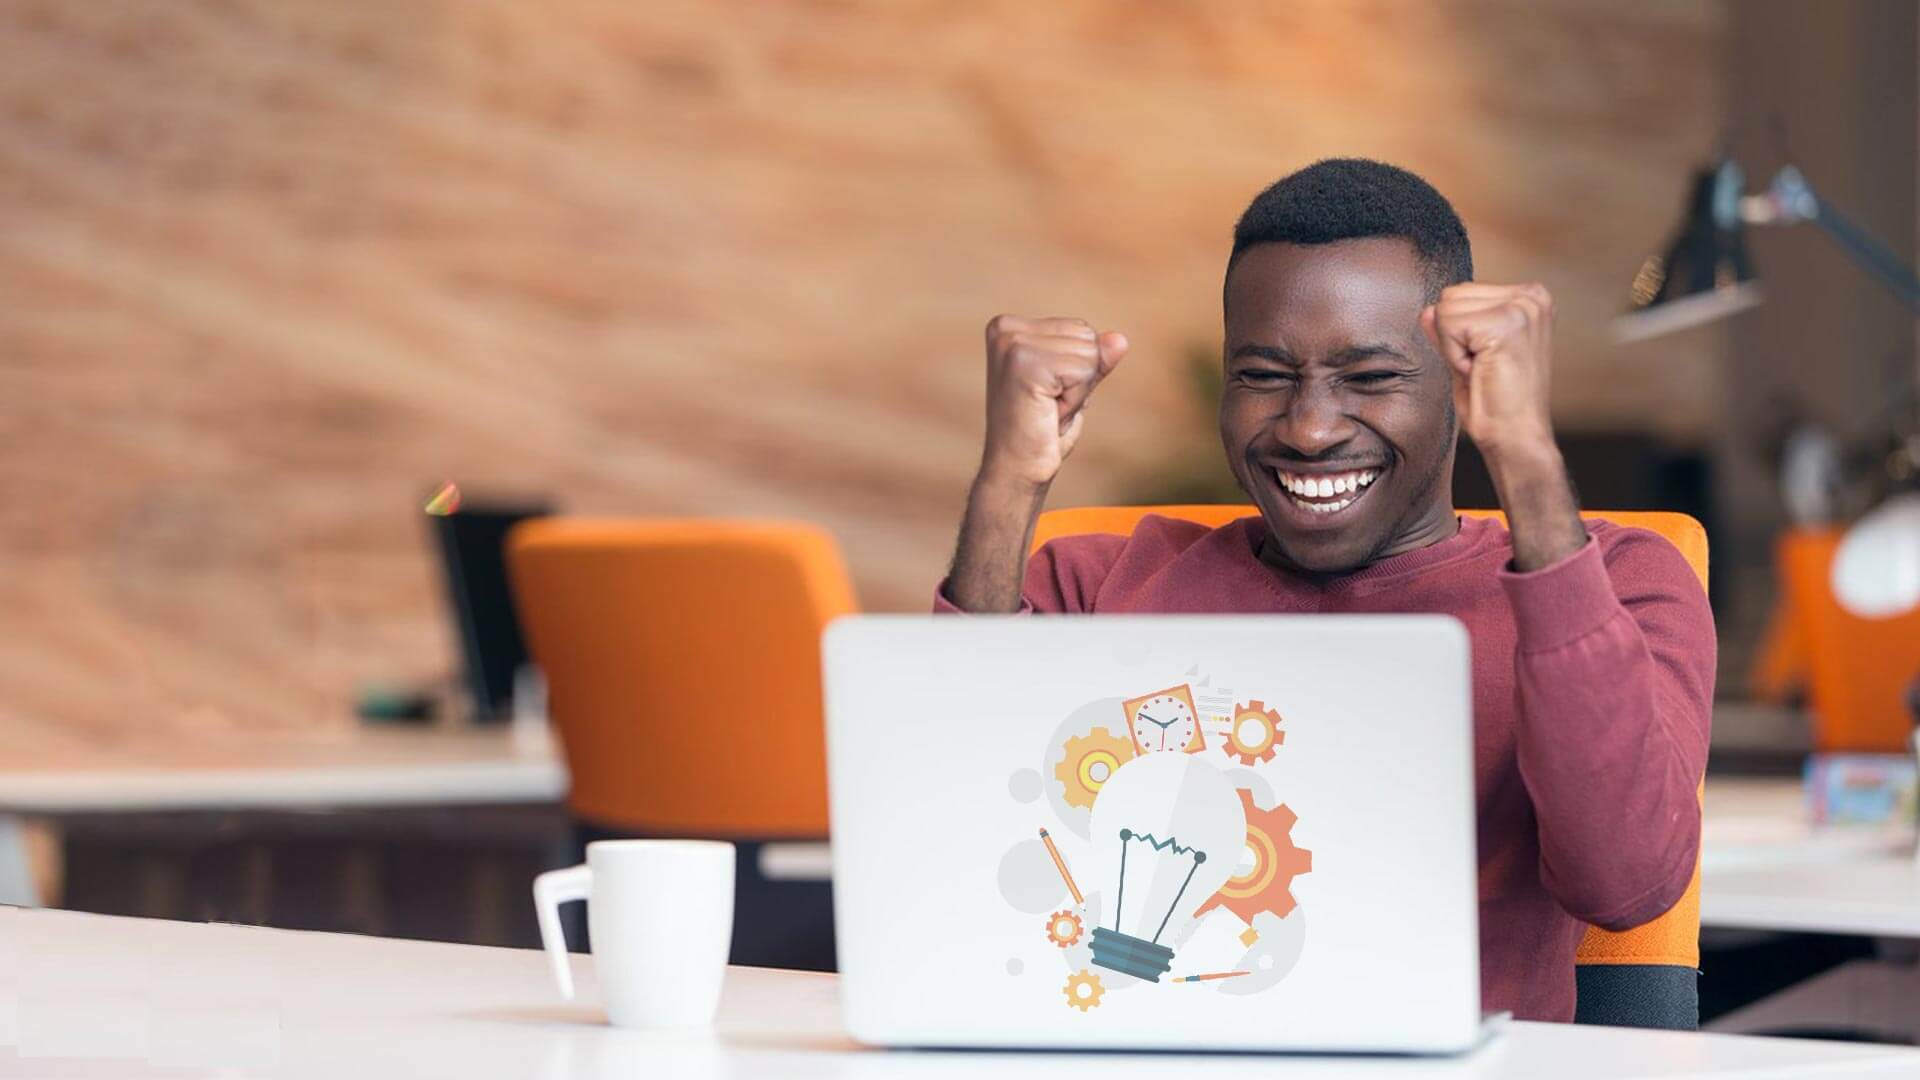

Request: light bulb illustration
left=1086, top=752, right=1246, bottom=982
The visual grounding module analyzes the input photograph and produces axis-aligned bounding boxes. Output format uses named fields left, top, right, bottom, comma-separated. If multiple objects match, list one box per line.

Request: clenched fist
left=979, top=315, right=1130, bottom=492
left=1419, top=282, right=1556, bottom=465
left=1421, top=282, right=1586, bottom=570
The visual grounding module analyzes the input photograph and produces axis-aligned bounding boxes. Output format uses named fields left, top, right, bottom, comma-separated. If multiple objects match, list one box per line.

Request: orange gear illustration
left=1063, top=969, right=1105, bottom=1011
left=1054, top=727, right=1135, bottom=810
left=1044, top=909, right=1084, bottom=948
left=1196, top=788, right=1313, bottom=922
left=1222, top=699, right=1284, bottom=765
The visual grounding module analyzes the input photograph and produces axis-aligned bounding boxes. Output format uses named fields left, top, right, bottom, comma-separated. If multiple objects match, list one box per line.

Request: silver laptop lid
left=823, top=614, right=1480, bottom=1053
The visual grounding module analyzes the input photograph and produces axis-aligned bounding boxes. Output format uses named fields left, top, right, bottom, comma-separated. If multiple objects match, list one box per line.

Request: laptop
left=822, top=614, right=1490, bottom=1054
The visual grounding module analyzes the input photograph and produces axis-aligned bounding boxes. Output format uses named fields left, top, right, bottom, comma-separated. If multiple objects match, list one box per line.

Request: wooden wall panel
left=1, top=1, right=1722, bottom=732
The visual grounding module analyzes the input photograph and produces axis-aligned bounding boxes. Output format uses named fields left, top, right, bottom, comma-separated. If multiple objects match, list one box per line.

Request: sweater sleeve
left=934, top=533, right=1129, bottom=614
left=1498, top=530, right=1716, bottom=931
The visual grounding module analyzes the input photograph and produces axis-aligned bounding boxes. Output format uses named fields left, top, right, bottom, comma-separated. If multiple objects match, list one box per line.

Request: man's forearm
left=945, top=474, right=1049, bottom=613
left=1503, top=536, right=1714, bottom=929
left=1485, top=440, right=1587, bottom=571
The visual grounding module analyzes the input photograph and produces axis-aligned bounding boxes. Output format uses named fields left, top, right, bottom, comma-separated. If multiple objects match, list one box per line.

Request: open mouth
left=1271, top=467, right=1381, bottom=517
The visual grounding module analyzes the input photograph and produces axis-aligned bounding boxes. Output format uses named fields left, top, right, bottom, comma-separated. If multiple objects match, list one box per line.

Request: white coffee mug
left=533, top=839, right=735, bottom=1029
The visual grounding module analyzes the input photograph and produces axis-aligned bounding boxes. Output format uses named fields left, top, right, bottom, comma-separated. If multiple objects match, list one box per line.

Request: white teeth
left=1277, top=469, right=1381, bottom=505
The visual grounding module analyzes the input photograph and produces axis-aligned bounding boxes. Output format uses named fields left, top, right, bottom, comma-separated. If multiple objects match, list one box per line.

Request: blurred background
left=9, top=0, right=1745, bottom=726
left=4, top=0, right=1919, bottom=1039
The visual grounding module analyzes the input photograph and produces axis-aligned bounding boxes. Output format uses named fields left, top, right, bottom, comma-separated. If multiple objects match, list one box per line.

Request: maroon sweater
left=936, top=514, right=1714, bottom=1022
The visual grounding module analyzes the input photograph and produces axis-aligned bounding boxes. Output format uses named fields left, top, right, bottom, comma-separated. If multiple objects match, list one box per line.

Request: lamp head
left=1613, top=160, right=1764, bottom=344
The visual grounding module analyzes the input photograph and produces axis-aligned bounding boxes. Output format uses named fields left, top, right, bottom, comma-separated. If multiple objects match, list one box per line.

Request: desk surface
left=0, top=722, right=566, bottom=813
left=9, top=738, right=1918, bottom=940
left=5, top=909, right=1919, bottom=1079
left=1704, top=856, right=1920, bottom=938
left=0, top=734, right=1804, bottom=820
left=1700, top=777, right=1920, bottom=938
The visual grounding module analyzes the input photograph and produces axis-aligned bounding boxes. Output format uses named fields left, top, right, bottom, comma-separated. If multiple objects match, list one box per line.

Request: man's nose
left=1275, top=381, right=1356, bottom=458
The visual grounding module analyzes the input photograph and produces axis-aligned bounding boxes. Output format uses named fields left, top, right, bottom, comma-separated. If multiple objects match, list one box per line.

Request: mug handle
left=533, top=864, right=593, bottom=999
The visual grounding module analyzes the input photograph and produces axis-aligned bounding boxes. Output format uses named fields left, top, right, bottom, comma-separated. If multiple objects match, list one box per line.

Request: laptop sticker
left=1000, top=673, right=1313, bottom=1011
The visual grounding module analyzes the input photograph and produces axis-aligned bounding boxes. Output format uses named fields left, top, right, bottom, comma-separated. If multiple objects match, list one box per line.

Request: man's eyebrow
left=1327, top=343, right=1412, bottom=366
left=1228, top=343, right=1412, bottom=366
left=1227, top=343, right=1298, bottom=364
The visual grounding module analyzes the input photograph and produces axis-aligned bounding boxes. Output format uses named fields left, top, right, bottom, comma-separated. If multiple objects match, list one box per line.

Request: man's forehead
left=1224, top=238, right=1430, bottom=347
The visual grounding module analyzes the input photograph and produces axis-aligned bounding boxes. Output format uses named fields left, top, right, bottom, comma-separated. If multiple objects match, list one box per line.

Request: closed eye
left=1236, top=369, right=1294, bottom=385
left=1345, top=370, right=1407, bottom=386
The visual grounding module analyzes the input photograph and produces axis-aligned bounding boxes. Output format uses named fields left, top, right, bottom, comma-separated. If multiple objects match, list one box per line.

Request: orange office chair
left=1751, top=527, right=1920, bottom=752
left=1033, top=505, right=1708, bottom=1030
left=507, top=518, right=856, bottom=969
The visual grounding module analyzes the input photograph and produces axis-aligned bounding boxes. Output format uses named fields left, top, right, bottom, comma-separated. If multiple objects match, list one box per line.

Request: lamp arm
left=1766, top=167, right=1920, bottom=315
left=1806, top=193, right=1920, bottom=315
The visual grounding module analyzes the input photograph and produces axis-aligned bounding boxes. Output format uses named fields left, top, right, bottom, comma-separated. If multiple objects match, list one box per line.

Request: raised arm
left=1424, top=281, right=1713, bottom=926
left=944, top=315, right=1128, bottom=613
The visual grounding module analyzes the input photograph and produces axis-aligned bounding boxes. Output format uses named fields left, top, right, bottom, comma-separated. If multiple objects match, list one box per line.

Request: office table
left=0, top=722, right=567, bottom=814
left=1697, top=776, right=1920, bottom=1042
left=0, top=721, right=568, bottom=908
left=0, top=719, right=832, bottom=938
left=6, top=909, right=1919, bottom=1079
left=1705, top=857, right=1920, bottom=939
left=1700, top=775, right=1917, bottom=938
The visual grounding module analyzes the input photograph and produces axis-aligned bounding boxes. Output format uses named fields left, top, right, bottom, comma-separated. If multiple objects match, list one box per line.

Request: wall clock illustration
left=1121, top=683, right=1204, bottom=755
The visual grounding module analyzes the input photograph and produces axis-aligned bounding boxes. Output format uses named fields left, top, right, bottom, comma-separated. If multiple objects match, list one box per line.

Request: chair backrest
left=1763, top=527, right=1920, bottom=751
left=1032, top=505, right=1710, bottom=582
left=1033, top=504, right=1708, bottom=1025
left=507, top=518, right=855, bottom=836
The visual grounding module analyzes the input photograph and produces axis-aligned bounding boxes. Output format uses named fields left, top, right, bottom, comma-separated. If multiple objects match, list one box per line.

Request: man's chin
left=1249, top=492, right=1393, bottom=574
left=1256, top=528, right=1380, bottom=574
left=1246, top=481, right=1392, bottom=574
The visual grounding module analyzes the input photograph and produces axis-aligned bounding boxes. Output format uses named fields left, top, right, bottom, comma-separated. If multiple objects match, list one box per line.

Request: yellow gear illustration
left=1222, top=699, right=1284, bottom=765
left=1054, top=727, right=1135, bottom=809
left=1063, top=969, right=1105, bottom=1011
left=1044, top=909, right=1084, bottom=948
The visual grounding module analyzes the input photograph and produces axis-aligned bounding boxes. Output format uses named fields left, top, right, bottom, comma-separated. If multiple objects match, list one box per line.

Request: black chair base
left=1575, top=964, right=1698, bottom=1030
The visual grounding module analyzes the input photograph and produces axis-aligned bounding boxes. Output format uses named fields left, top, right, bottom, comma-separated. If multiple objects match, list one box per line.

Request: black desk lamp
left=1615, top=159, right=1920, bottom=344
left=1615, top=158, right=1920, bottom=618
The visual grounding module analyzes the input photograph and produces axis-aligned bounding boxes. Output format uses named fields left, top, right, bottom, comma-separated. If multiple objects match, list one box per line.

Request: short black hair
left=1227, top=158, right=1472, bottom=300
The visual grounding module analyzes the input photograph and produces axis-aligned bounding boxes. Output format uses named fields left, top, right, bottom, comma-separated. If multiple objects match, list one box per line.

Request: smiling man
left=937, top=159, right=1715, bottom=1024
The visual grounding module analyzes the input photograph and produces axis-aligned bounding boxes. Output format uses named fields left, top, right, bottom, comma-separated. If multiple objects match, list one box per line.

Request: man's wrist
left=1483, top=433, right=1586, bottom=571
left=946, top=465, right=1053, bottom=614
left=971, top=464, right=1052, bottom=512
left=1478, top=428, right=1562, bottom=487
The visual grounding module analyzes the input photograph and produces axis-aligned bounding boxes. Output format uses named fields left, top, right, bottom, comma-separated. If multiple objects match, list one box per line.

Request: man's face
left=1220, top=237, right=1458, bottom=573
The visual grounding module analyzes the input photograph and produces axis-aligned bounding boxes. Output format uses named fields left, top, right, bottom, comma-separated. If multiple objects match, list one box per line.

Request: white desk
left=1700, top=776, right=1917, bottom=938
left=0, top=723, right=567, bottom=814
left=1704, top=857, right=1920, bottom=938
left=0, top=723, right=568, bottom=907
left=1698, top=776, right=1920, bottom=1042
left=5, top=909, right=1918, bottom=1079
